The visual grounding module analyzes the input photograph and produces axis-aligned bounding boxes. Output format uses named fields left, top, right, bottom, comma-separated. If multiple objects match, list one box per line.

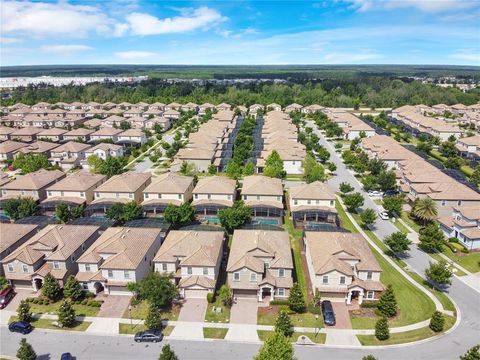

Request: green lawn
left=429, top=252, right=467, bottom=276
left=441, top=246, right=480, bottom=273
left=9, top=316, right=91, bottom=332
left=257, top=306, right=323, bottom=328
left=392, top=219, right=410, bottom=234
left=335, top=198, right=358, bottom=233
left=203, top=327, right=228, bottom=339
left=357, top=315, right=455, bottom=345
left=123, top=301, right=180, bottom=321
left=407, top=271, right=455, bottom=312
left=28, top=301, right=100, bottom=317
left=205, top=299, right=230, bottom=323
left=257, top=330, right=326, bottom=344
left=401, top=212, right=422, bottom=233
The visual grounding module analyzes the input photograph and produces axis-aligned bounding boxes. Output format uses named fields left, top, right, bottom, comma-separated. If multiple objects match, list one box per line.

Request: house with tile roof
left=2, top=224, right=100, bottom=290
left=154, top=230, right=224, bottom=298
left=117, top=129, right=147, bottom=146
left=0, top=140, right=28, bottom=161
left=40, top=171, right=106, bottom=215
left=0, top=224, right=38, bottom=276
left=76, top=227, right=163, bottom=295
left=84, top=143, right=124, bottom=161
left=0, top=126, right=16, bottom=141
left=192, top=176, right=237, bottom=222
left=240, top=175, right=284, bottom=225
left=289, top=181, right=338, bottom=228
left=89, top=128, right=123, bottom=143
left=87, top=172, right=151, bottom=216
left=438, top=206, right=480, bottom=250
left=37, top=127, right=67, bottom=142
left=10, top=127, right=43, bottom=142
left=303, top=231, right=383, bottom=304
left=15, top=141, right=60, bottom=158
left=50, top=141, right=92, bottom=170
left=142, top=172, right=195, bottom=216
left=227, top=229, right=293, bottom=301
left=62, top=128, right=94, bottom=143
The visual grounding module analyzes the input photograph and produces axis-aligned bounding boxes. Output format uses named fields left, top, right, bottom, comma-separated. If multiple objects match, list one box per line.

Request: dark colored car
left=321, top=300, right=336, bottom=326
left=8, top=321, right=33, bottom=334
left=61, top=353, right=73, bottom=360
left=384, top=189, right=400, bottom=197
left=134, top=329, right=163, bottom=343
left=0, top=286, right=16, bottom=309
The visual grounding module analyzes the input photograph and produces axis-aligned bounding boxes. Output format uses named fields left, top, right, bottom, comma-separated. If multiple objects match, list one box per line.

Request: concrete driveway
left=229, top=298, right=258, bottom=324
left=3, top=288, right=38, bottom=311
left=96, top=295, right=131, bottom=318
left=331, top=302, right=352, bottom=329
left=177, top=298, right=207, bottom=322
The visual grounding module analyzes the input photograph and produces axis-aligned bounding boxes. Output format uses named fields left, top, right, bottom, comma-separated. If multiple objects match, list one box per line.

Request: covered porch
left=86, top=198, right=129, bottom=217
left=292, top=206, right=339, bottom=229
left=39, top=197, right=86, bottom=216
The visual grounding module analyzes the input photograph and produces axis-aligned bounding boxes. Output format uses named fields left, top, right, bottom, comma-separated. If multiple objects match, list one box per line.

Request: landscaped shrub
left=81, top=299, right=88, bottom=305
left=360, top=301, right=378, bottom=309
left=270, top=300, right=290, bottom=306
left=84, top=291, right=95, bottom=299
left=307, top=303, right=321, bottom=315
left=207, top=292, right=214, bottom=304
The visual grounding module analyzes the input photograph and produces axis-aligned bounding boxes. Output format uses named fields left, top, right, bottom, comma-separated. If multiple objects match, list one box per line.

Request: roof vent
left=121, top=234, right=126, bottom=239
left=194, top=232, right=198, bottom=236
left=58, top=226, right=63, bottom=230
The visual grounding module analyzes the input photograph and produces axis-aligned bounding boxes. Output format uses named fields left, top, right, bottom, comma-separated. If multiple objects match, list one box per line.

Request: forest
left=2, top=77, right=480, bottom=109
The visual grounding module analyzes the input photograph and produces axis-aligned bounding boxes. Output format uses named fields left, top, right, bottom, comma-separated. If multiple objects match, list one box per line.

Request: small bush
left=448, top=237, right=459, bottom=243
left=84, top=291, right=95, bottom=299
left=270, top=300, right=290, bottom=306
left=43, top=299, right=50, bottom=305
left=130, top=297, right=141, bottom=306
left=360, top=301, right=378, bottom=309
left=207, top=292, right=214, bottom=303
left=307, top=303, right=321, bottom=315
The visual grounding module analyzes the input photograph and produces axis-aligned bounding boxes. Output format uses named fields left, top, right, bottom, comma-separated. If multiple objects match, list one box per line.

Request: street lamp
left=128, top=305, right=132, bottom=329
left=315, top=315, right=319, bottom=338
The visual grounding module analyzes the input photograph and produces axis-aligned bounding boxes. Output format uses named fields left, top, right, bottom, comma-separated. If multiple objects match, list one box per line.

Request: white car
left=378, top=211, right=389, bottom=220
left=368, top=190, right=383, bottom=197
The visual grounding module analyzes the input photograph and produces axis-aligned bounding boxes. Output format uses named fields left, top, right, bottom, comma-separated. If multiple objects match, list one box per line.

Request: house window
left=278, top=268, right=285, bottom=277
left=203, top=267, right=208, bottom=275
left=457, top=200, right=462, bottom=206
left=195, top=194, right=198, bottom=199
left=316, top=200, right=319, bottom=204
left=187, top=267, right=192, bottom=275
left=129, top=193, right=133, bottom=199
left=277, top=196, right=281, bottom=201
left=367, top=291, right=374, bottom=300
left=48, top=191, right=52, bottom=196
left=60, top=191, right=64, bottom=197
left=144, top=193, right=149, bottom=199
left=233, top=272, right=240, bottom=281
left=322, top=275, right=329, bottom=284
left=53, top=261, right=60, bottom=270
left=71, top=255, right=75, bottom=262
left=330, top=200, right=334, bottom=206
left=108, top=270, right=113, bottom=278
left=124, top=271, right=130, bottom=279
left=207, top=194, right=211, bottom=200
left=307, top=200, right=311, bottom=205
left=293, top=200, right=298, bottom=205
left=367, top=271, right=373, bottom=280
left=278, top=288, right=285, bottom=296
left=7, top=264, right=14, bottom=272
left=82, top=244, right=85, bottom=251
left=340, top=276, right=346, bottom=285
left=441, top=200, right=446, bottom=207
left=250, top=273, right=257, bottom=282
left=243, top=195, right=247, bottom=200
left=80, top=192, right=84, bottom=198
left=22, top=265, right=28, bottom=273
left=158, top=194, right=162, bottom=199
left=162, top=263, right=167, bottom=271
left=85, top=264, right=91, bottom=272
left=178, top=194, right=182, bottom=200
left=95, top=192, right=99, bottom=198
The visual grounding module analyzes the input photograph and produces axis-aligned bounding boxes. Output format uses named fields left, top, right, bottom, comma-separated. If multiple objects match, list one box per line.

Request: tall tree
left=13, top=153, right=50, bottom=173
left=16, top=338, right=37, bottom=360
left=3, top=197, right=38, bottom=220
left=254, top=331, right=294, bottom=360
left=377, top=285, right=397, bottom=318
left=384, top=231, right=412, bottom=255
left=339, top=182, right=354, bottom=194
left=55, top=202, right=71, bottom=224
left=360, top=208, right=377, bottom=227
left=41, top=273, right=61, bottom=300
left=418, top=222, right=445, bottom=253
left=425, top=260, right=453, bottom=289
left=413, top=197, right=438, bottom=225
left=243, top=160, right=255, bottom=176
left=218, top=201, right=252, bottom=233
left=275, top=309, right=293, bottom=337
left=58, top=299, right=76, bottom=328
left=145, top=303, right=163, bottom=330
left=288, top=282, right=306, bottom=313
left=131, top=272, right=177, bottom=308
left=63, top=275, right=83, bottom=301
left=17, top=300, right=32, bottom=323
left=159, top=345, right=179, bottom=360
left=218, top=284, right=233, bottom=307
left=263, top=150, right=286, bottom=179
left=382, top=195, right=404, bottom=216
left=343, top=192, right=364, bottom=212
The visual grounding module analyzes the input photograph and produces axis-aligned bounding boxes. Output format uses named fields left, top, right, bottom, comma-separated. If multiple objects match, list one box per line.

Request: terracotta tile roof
left=144, top=172, right=194, bottom=194
left=289, top=181, right=335, bottom=200
left=241, top=175, right=283, bottom=196
left=179, top=275, right=215, bottom=289
left=46, top=171, right=106, bottom=192
left=17, top=141, right=60, bottom=154
left=0, top=223, right=38, bottom=254
left=0, top=140, right=27, bottom=154
left=91, top=128, right=123, bottom=136
left=462, top=228, right=480, bottom=239
left=93, top=172, right=151, bottom=193
left=86, top=143, right=123, bottom=152
left=227, top=230, right=293, bottom=272
left=52, top=141, right=91, bottom=153
left=154, top=230, right=224, bottom=267
left=193, top=176, right=236, bottom=195
left=304, top=231, right=381, bottom=274
left=64, top=128, right=94, bottom=136
left=2, top=169, right=65, bottom=190
left=38, top=128, right=68, bottom=136
left=77, top=227, right=162, bottom=270
left=454, top=206, right=480, bottom=221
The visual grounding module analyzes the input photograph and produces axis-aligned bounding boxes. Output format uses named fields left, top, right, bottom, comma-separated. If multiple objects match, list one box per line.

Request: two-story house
left=49, top=141, right=92, bottom=170
left=2, top=224, right=100, bottom=290
left=289, top=181, right=338, bottom=228
left=0, top=141, right=28, bottom=162
left=303, top=231, right=383, bottom=305
left=89, top=128, right=123, bottom=143
left=191, top=176, right=237, bottom=222
left=117, top=129, right=147, bottom=146
left=142, top=172, right=195, bottom=217
left=15, top=141, right=60, bottom=159
left=10, top=127, right=43, bottom=142
left=439, top=206, right=480, bottom=250
left=153, top=230, right=224, bottom=298
left=84, top=143, right=124, bottom=161
left=40, top=171, right=106, bottom=215
left=62, top=128, right=94, bottom=143
left=87, top=172, right=151, bottom=216
left=76, top=227, right=164, bottom=295
left=37, top=128, right=67, bottom=142
left=0, top=224, right=38, bottom=276
left=241, top=175, right=284, bottom=225
left=227, top=230, right=293, bottom=302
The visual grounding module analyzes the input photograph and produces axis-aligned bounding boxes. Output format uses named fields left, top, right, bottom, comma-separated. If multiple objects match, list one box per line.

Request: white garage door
left=108, top=286, right=131, bottom=296
left=234, top=289, right=257, bottom=299
left=322, top=292, right=346, bottom=302
left=184, top=289, right=208, bottom=298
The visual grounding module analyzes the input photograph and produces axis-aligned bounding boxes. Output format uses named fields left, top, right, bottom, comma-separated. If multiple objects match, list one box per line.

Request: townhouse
left=289, top=181, right=338, bottom=228
left=76, top=227, right=164, bottom=295
left=0, top=169, right=65, bottom=204
left=303, top=231, right=383, bottom=304
left=15, top=141, right=60, bottom=158
left=63, top=128, right=94, bottom=143
left=322, top=108, right=375, bottom=140
left=456, top=135, right=480, bottom=160
left=37, top=127, right=67, bottom=142
left=227, top=229, right=293, bottom=301
left=0, top=224, right=38, bottom=276
left=84, top=143, right=124, bottom=161
left=89, top=128, right=123, bottom=143
left=145, top=117, right=172, bottom=131
left=10, top=127, right=43, bottom=142
left=87, top=172, right=151, bottom=216
left=198, top=103, right=215, bottom=115
left=241, top=175, right=284, bottom=225
left=302, top=104, right=324, bottom=114
left=266, top=103, right=282, bottom=112
left=50, top=141, right=92, bottom=170
left=40, top=171, right=106, bottom=215
left=0, top=126, right=16, bottom=141
left=0, top=141, right=28, bottom=162
left=2, top=224, right=100, bottom=290
left=117, top=129, right=147, bottom=146
left=191, top=176, right=237, bottom=221
left=438, top=206, right=480, bottom=250
left=285, top=103, right=303, bottom=113
left=163, top=109, right=181, bottom=120
left=154, top=230, right=224, bottom=298
left=142, top=172, right=195, bottom=217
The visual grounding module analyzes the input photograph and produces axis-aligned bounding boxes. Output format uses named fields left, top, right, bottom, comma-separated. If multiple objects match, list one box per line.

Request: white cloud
left=1, top=1, right=112, bottom=37
left=124, top=7, right=227, bottom=36
left=322, top=51, right=383, bottom=63
left=0, top=37, right=21, bottom=44
left=219, top=27, right=257, bottom=39
left=449, top=52, right=480, bottom=64
left=114, top=51, right=158, bottom=59
left=41, top=45, right=94, bottom=55
left=344, top=0, right=478, bottom=12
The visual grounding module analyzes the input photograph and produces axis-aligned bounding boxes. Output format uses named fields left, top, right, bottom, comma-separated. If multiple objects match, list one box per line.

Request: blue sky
left=1, top=0, right=479, bottom=66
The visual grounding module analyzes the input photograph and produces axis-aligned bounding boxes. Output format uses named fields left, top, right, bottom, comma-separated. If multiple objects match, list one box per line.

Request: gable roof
left=143, top=172, right=194, bottom=194
left=93, top=172, right=151, bottom=193
left=289, top=181, right=335, bottom=200
left=46, top=171, right=106, bottom=192
left=193, top=176, right=236, bottom=195
left=2, top=169, right=65, bottom=190
left=241, top=175, right=283, bottom=196
left=0, top=224, right=38, bottom=254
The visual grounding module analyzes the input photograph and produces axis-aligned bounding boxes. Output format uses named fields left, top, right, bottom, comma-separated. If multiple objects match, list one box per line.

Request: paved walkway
left=229, top=299, right=258, bottom=324
left=325, top=329, right=361, bottom=346
left=331, top=302, right=353, bottom=330
left=177, top=299, right=207, bottom=322
left=96, top=295, right=131, bottom=318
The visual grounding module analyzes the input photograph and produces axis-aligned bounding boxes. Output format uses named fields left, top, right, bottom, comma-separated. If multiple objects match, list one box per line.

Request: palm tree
left=413, top=197, right=438, bottom=225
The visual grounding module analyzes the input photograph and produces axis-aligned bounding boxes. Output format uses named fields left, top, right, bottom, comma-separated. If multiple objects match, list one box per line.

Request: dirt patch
left=258, top=304, right=283, bottom=317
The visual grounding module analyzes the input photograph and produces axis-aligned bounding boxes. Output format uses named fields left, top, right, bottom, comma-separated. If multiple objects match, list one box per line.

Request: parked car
left=368, top=190, right=383, bottom=197
left=61, top=353, right=73, bottom=360
left=134, top=329, right=163, bottom=343
left=383, top=189, right=400, bottom=197
left=321, top=300, right=336, bottom=326
left=378, top=211, right=389, bottom=220
left=0, top=286, right=16, bottom=309
left=8, top=321, right=33, bottom=334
